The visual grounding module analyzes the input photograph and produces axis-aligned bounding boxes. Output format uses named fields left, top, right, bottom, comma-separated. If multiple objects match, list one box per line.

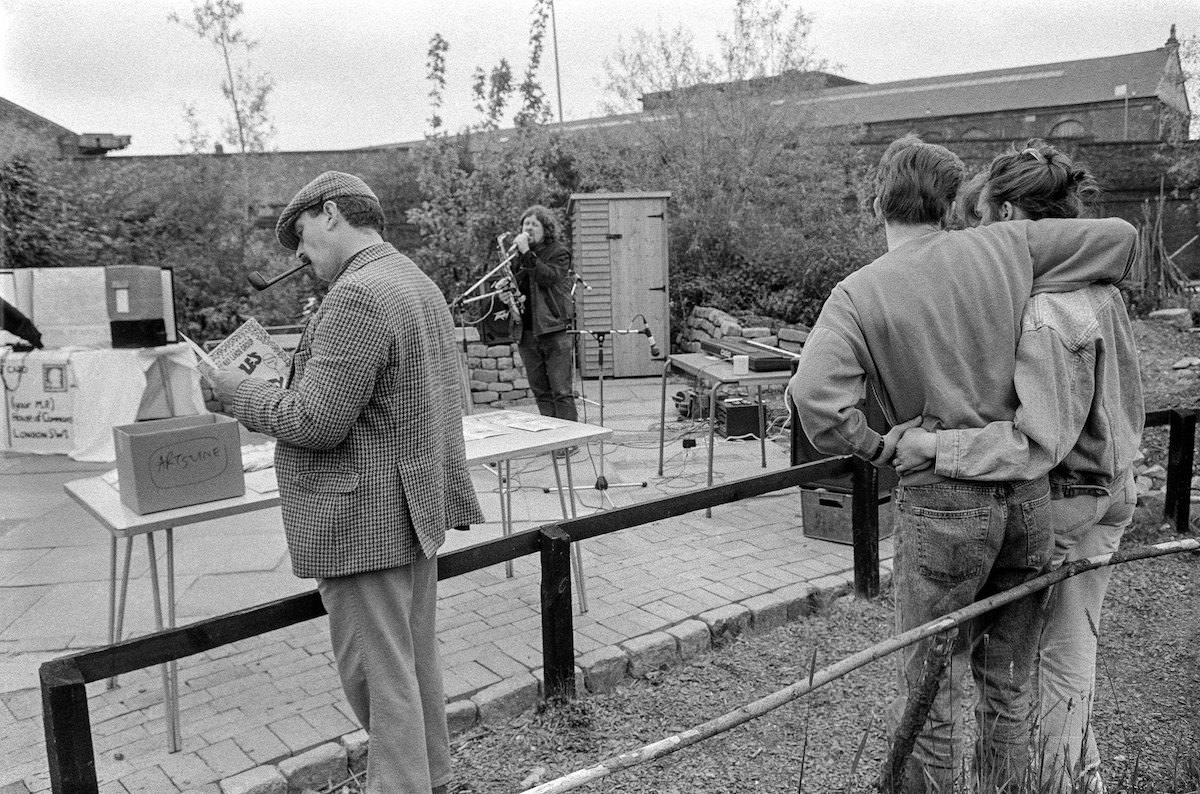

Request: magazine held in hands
left=181, top=318, right=290, bottom=388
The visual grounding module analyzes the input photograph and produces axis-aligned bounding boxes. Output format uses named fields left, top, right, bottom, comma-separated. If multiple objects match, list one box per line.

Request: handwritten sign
left=2, top=351, right=74, bottom=454
left=149, top=434, right=231, bottom=488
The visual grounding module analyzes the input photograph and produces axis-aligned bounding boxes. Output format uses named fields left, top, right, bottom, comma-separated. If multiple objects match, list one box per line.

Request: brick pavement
left=0, top=376, right=893, bottom=792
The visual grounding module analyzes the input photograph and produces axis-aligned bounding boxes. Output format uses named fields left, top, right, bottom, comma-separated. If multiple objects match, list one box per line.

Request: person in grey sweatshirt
left=788, top=134, right=1138, bottom=793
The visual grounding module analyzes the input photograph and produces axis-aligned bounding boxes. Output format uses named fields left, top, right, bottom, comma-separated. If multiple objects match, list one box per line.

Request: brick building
left=635, top=29, right=1189, bottom=145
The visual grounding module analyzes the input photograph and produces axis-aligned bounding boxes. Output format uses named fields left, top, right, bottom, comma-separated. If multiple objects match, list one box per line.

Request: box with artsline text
left=113, top=414, right=245, bottom=514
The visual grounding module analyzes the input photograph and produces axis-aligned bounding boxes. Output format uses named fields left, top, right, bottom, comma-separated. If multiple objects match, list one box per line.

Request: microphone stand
left=545, top=327, right=650, bottom=506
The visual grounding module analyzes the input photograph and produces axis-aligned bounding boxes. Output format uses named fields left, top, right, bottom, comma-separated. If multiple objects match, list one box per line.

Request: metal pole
left=549, top=0, right=565, bottom=129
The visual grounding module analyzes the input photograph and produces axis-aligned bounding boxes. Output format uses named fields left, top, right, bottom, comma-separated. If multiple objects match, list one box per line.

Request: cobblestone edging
left=211, top=571, right=877, bottom=794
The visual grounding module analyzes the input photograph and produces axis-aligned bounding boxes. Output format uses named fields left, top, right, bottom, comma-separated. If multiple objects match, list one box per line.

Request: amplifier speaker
left=716, top=396, right=761, bottom=438
left=479, top=313, right=518, bottom=345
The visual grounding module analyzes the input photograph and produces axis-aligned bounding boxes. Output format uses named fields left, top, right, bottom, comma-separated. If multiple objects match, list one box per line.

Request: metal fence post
left=42, top=658, right=99, bottom=794
left=1165, top=409, right=1196, bottom=532
left=540, top=523, right=576, bottom=700
left=850, top=458, right=881, bottom=599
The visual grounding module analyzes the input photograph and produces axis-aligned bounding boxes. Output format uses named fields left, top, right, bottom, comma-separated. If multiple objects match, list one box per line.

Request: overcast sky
left=0, top=0, right=1192, bottom=157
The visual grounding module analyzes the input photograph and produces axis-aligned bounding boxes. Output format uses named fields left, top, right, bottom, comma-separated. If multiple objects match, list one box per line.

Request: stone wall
left=679, top=306, right=809, bottom=355
left=456, top=326, right=533, bottom=408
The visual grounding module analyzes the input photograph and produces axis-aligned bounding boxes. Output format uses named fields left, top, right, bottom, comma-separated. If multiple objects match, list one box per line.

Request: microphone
left=247, top=261, right=310, bottom=291
left=641, top=323, right=661, bottom=359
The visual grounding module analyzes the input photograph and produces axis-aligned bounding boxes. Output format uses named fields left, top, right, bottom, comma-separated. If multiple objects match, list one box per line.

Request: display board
left=0, top=349, right=74, bottom=454
left=0, top=345, right=205, bottom=460
left=0, top=266, right=177, bottom=349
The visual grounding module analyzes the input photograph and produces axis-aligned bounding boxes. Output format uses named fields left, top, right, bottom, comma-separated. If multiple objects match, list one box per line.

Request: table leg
left=166, top=528, right=180, bottom=750
left=706, top=385, right=720, bottom=518
left=657, top=359, right=670, bottom=476
left=109, top=537, right=134, bottom=689
left=106, top=538, right=117, bottom=689
left=502, top=459, right=514, bottom=579
left=144, top=533, right=180, bottom=753
left=555, top=453, right=588, bottom=614
left=758, top=384, right=767, bottom=468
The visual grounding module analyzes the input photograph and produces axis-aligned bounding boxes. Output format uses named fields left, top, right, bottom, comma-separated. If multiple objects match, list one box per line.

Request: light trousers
left=318, top=555, right=450, bottom=794
left=1035, top=472, right=1135, bottom=794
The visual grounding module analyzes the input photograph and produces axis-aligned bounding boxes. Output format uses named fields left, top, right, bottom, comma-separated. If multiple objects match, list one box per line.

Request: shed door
left=607, top=199, right=668, bottom=377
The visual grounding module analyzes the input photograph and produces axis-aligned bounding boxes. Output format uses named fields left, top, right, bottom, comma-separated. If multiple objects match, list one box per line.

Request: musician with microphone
left=512, top=204, right=579, bottom=426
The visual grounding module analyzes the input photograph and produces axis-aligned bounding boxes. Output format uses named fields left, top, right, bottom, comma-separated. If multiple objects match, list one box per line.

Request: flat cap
left=275, top=171, right=382, bottom=250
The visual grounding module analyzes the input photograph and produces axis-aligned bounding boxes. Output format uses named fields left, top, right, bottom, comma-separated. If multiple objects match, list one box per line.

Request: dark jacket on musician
left=515, top=239, right=574, bottom=340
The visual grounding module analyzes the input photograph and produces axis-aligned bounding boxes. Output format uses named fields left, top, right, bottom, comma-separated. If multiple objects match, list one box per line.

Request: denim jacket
left=933, top=284, right=1144, bottom=494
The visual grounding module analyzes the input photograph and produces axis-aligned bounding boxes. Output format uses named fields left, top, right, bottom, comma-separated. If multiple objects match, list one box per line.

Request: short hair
left=874, top=134, right=965, bottom=226
left=331, top=194, right=386, bottom=234
left=956, top=172, right=988, bottom=228
left=302, top=194, right=386, bottom=236
left=519, top=205, right=561, bottom=243
left=983, top=139, right=1100, bottom=220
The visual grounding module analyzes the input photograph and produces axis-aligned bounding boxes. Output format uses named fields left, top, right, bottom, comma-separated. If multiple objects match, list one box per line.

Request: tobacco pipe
left=247, top=261, right=310, bottom=291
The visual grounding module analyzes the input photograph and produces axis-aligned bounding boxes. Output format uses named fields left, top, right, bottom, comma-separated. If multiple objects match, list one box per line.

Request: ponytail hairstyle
left=983, top=139, right=1101, bottom=220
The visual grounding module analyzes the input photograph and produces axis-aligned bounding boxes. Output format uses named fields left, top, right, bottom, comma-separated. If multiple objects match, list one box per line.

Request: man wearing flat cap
left=209, top=171, right=483, bottom=794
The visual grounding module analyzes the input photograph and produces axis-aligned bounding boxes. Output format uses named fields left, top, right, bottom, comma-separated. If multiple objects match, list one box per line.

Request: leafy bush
left=1, top=153, right=311, bottom=342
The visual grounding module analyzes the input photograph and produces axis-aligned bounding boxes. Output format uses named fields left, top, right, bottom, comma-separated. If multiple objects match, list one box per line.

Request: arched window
left=920, top=130, right=945, bottom=142
left=961, top=127, right=990, bottom=140
left=1049, top=119, right=1086, bottom=138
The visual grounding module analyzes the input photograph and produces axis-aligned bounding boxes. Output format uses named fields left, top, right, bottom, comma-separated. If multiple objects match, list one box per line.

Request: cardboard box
left=801, top=487, right=894, bottom=545
left=113, top=414, right=245, bottom=514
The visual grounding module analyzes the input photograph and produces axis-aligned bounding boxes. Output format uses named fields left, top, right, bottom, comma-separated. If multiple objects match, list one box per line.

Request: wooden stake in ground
left=879, top=629, right=958, bottom=793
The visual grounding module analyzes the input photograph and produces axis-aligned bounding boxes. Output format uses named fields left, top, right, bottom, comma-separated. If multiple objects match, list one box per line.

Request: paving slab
left=0, top=374, right=890, bottom=792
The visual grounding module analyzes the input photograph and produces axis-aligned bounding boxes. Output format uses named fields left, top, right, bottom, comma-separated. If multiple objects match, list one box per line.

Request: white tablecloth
left=1, top=343, right=206, bottom=461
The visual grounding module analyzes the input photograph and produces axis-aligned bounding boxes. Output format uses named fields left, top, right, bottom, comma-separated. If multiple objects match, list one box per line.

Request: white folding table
left=64, top=410, right=611, bottom=752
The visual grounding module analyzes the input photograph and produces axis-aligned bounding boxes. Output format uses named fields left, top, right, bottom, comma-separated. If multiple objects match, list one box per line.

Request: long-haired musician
left=513, top=204, right=579, bottom=426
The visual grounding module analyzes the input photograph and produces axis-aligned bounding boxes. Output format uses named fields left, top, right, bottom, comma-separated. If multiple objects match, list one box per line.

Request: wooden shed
left=568, top=191, right=671, bottom=378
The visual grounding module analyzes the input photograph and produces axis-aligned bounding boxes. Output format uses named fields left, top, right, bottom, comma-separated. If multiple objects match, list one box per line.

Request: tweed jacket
left=234, top=243, right=484, bottom=579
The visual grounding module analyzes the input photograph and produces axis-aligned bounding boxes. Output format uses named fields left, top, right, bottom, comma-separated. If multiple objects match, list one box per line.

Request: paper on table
left=503, top=415, right=560, bottom=431
left=244, top=468, right=279, bottom=495
left=462, top=416, right=510, bottom=441
left=241, top=441, right=276, bottom=472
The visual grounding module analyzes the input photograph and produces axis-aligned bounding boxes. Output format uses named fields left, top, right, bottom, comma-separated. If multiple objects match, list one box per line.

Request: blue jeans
left=519, top=330, right=578, bottom=422
left=887, top=476, right=1053, bottom=793
left=1035, top=470, right=1135, bottom=794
